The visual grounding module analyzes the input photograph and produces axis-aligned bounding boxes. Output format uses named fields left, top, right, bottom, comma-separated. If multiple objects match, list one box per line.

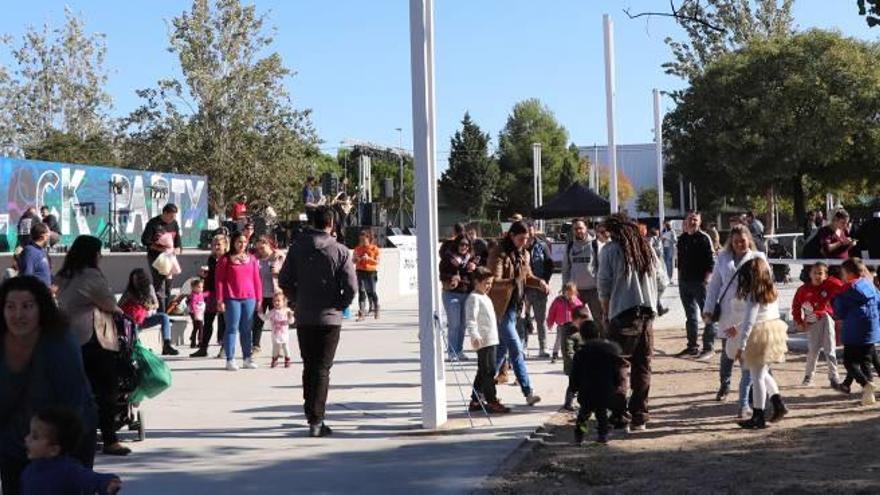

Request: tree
left=440, top=112, right=497, bottom=218
left=120, top=0, right=317, bottom=217
left=857, top=0, right=880, bottom=26
left=664, top=30, right=880, bottom=225
left=24, top=130, right=116, bottom=165
left=636, top=187, right=673, bottom=216
left=496, top=99, right=571, bottom=216
left=0, top=7, right=112, bottom=154
left=597, top=167, right=636, bottom=209
left=627, top=1, right=795, bottom=82
left=556, top=144, right=588, bottom=195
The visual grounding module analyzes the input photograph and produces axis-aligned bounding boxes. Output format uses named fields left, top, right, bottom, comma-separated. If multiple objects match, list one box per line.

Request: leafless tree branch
left=623, top=0, right=727, bottom=33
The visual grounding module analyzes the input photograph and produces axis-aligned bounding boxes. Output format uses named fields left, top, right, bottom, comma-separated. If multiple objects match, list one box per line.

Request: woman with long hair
left=733, top=257, right=789, bottom=429
left=704, top=224, right=763, bottom=417
left=215, top=232, right=262, bottom=371
left=0, top=276, right=97, bottom=494
left=596, top=214, right=668, bottom=431
left=118, top=268, right=178, bottom=355
left=439, top=234, right=476, bottom=361
left=250, top=235, right=285, bottom=354
left=55, top=235, right=131, bottom=456
left=191, top=234, right=228, bottom=358
left=486, top=221, right=549, bottom=406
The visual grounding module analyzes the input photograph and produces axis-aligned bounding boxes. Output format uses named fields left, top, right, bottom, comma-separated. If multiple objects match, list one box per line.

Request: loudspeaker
left=383, top=178, right=394, bottom=199
left=321, top=172, right=339, bottom=198
left=344, top=226, right=387, bottom=249
left=360, top=202, right=386, bottom=226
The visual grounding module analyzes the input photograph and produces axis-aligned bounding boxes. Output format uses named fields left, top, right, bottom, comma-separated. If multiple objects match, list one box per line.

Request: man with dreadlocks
left=597, top=214, right=668, bottom=432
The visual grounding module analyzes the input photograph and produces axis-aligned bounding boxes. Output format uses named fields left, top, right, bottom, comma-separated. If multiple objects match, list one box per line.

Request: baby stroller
left=112, top=314, right=146, bottom=442
left=766, top=238, right=792, bottom=283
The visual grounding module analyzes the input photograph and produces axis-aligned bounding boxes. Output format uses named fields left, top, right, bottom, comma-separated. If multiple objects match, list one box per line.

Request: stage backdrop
left=1, top=158, right=208, bottom=249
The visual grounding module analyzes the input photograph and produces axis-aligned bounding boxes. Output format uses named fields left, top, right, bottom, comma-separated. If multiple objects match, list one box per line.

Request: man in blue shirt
left=18, top=223, right=52, bottom=287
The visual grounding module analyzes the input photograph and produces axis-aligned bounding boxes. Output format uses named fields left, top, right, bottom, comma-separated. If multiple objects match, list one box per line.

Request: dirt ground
left=481, top=320, right=880, bottom=495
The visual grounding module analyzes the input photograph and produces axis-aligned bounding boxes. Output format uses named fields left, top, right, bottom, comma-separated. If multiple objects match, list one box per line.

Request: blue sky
left=1, top=1, right=873, bottom=165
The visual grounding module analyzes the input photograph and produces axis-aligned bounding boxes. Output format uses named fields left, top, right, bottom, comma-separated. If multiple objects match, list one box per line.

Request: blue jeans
left=720, top=340, right=752, bottom=407
left=442, top=291, right=467, bottom=357
left=495, top=304, right=532, bottom=397
left=142, top=313, right=171, bottom=340
left=678, top=280, right=717, bottom=351
left=224, top=298, right=256, bottom=361
left=663, top=248, right=675, bottom=281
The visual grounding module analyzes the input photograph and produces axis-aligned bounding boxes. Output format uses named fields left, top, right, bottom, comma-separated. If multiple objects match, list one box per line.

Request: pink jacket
left=546, top=295, right=584, bottom=329
left=215, top=255, right=263, bottom=302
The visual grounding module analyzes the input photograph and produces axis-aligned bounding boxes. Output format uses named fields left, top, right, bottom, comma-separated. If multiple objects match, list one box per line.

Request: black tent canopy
left=531, top=182, right=610, bottom=219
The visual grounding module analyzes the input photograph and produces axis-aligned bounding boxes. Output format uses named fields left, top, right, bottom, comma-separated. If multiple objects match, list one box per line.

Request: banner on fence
left=1, top=157, right=208, bottom=250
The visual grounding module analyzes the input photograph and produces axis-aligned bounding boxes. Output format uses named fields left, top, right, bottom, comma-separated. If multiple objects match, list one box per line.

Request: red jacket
left=791, top=277, right=846, bottom=326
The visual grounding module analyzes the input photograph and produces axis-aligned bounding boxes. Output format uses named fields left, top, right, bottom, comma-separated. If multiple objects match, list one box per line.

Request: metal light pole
left=409, top=0, right=446, bottom=429
left=532, top=142, right=543, bottom=230
left=603, top=14, right=619, bottom=214
left=396, top=127, right=405, bottom=228
left=653, top=89, right=665, bottom=227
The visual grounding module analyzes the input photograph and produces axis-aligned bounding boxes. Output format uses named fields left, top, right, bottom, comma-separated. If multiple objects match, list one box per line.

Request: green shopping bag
left=131, top=340, right=172, bottom=403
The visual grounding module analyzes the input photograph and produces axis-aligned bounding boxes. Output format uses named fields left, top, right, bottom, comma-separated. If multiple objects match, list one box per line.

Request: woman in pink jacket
left=216, top=232, right=263, bottom=371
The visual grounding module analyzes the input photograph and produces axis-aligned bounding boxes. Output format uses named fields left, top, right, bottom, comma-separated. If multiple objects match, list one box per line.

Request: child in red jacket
left=791, top=262, right=845, bottom=389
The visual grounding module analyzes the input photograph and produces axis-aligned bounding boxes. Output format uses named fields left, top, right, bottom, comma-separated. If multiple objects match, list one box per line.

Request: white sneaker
left=738, top=406, right=753, bottom=419
left=242, top=358, right=258, bottom=369
left=225, top=360, right=239, bottom=371
left=862, top=382, right=876, bottom=406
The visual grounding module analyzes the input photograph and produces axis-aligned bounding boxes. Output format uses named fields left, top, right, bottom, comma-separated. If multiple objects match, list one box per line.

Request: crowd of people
left=443, top=208, right=880, bottom=445
left=4, top=195, right=880, bottom=493
left=0, top=203, right=366, bottom=494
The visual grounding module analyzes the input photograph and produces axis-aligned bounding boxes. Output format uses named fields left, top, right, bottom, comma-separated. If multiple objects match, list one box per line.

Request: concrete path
left=102, top=291, right=575, bottom=495
left=97, top=277, right=805, bottom=494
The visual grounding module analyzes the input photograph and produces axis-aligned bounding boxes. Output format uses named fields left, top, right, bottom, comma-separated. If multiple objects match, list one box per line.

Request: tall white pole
left=653, top=89, right=665, bottom=227
left=409, top=0, right=446, bottom=430
left=533, top=142, right=543, bottom=231
left=603, top=14, right=619, bottom=214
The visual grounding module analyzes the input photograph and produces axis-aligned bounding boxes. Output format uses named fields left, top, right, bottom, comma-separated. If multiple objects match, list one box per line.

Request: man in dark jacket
left=40, top=206, right=61, bottom=246
left=18, top=223, right=52, bottom=287
left=279, top=205, right=357, bottom=438
left=141, top=204, right=182, bottom=312
left=676, top=210, right=717, bottom=360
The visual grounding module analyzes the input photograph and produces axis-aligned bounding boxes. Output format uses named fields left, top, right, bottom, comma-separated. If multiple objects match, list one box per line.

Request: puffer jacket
left=833, top=278, right=880, bottom=345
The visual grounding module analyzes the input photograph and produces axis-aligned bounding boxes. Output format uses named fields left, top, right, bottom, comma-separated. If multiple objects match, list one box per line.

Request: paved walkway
left=104, top=291, right=575, bottom=495
left=98, top=277, right=803, bottom=494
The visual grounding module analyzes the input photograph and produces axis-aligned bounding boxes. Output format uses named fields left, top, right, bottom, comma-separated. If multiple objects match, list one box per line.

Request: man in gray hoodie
left=279, top=206, right=357, bottom=438
left=562, top=219, right=603, bottom=333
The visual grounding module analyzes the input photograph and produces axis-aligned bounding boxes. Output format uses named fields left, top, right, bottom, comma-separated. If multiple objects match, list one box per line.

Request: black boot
left=715, top=383, right=730, bottom=401
left=162, top=340, right=179, bottom=356
left=573, top=421, right=587, bottom=445
left=563, top=390, right=577, bottom=411
left=738, top=408, right=767, bottom=429
left=769, top=394, right=788, bottom=422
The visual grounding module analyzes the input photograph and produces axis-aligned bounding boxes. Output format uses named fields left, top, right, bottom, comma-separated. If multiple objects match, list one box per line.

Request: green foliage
left=557, top=143, right=588, bottom=195
left=636, top=187, right=673, bottom=216
left=0, top=7, right=112, bottom=155
left=496, top=99, right=571, bottom=216
left=664, top=30, right=880, bottom=221
left=119, top=0, right=317, bottom=217
left=440, top=112, right=498, bottom=218
left=664, top=0, right=794, bottom=82
left=24, top=130, right=116, bottom=165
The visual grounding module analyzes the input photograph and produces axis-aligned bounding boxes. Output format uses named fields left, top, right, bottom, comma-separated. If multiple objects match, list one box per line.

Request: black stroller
left=112, top=314, right=146, bottom=442
left=766, top=238, right=792, bottom=283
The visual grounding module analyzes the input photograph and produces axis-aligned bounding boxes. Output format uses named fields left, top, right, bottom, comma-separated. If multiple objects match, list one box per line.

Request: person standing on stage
left=141, top=204, right=182, bottom=313
left=39, top=206, right=61, bottom=246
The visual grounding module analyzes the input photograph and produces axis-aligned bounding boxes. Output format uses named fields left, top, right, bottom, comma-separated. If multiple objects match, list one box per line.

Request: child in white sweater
left=465, top=267, right=511, bottom=414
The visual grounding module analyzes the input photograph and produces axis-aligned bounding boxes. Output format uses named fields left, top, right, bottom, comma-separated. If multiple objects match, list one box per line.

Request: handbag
left=710, top=258, right=752, bottom=323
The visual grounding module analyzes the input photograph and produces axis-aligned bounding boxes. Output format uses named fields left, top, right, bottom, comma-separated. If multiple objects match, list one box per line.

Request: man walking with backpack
left=562, top=219, right=602, bottom=333
left=523, top=222, right=555, bottom=357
